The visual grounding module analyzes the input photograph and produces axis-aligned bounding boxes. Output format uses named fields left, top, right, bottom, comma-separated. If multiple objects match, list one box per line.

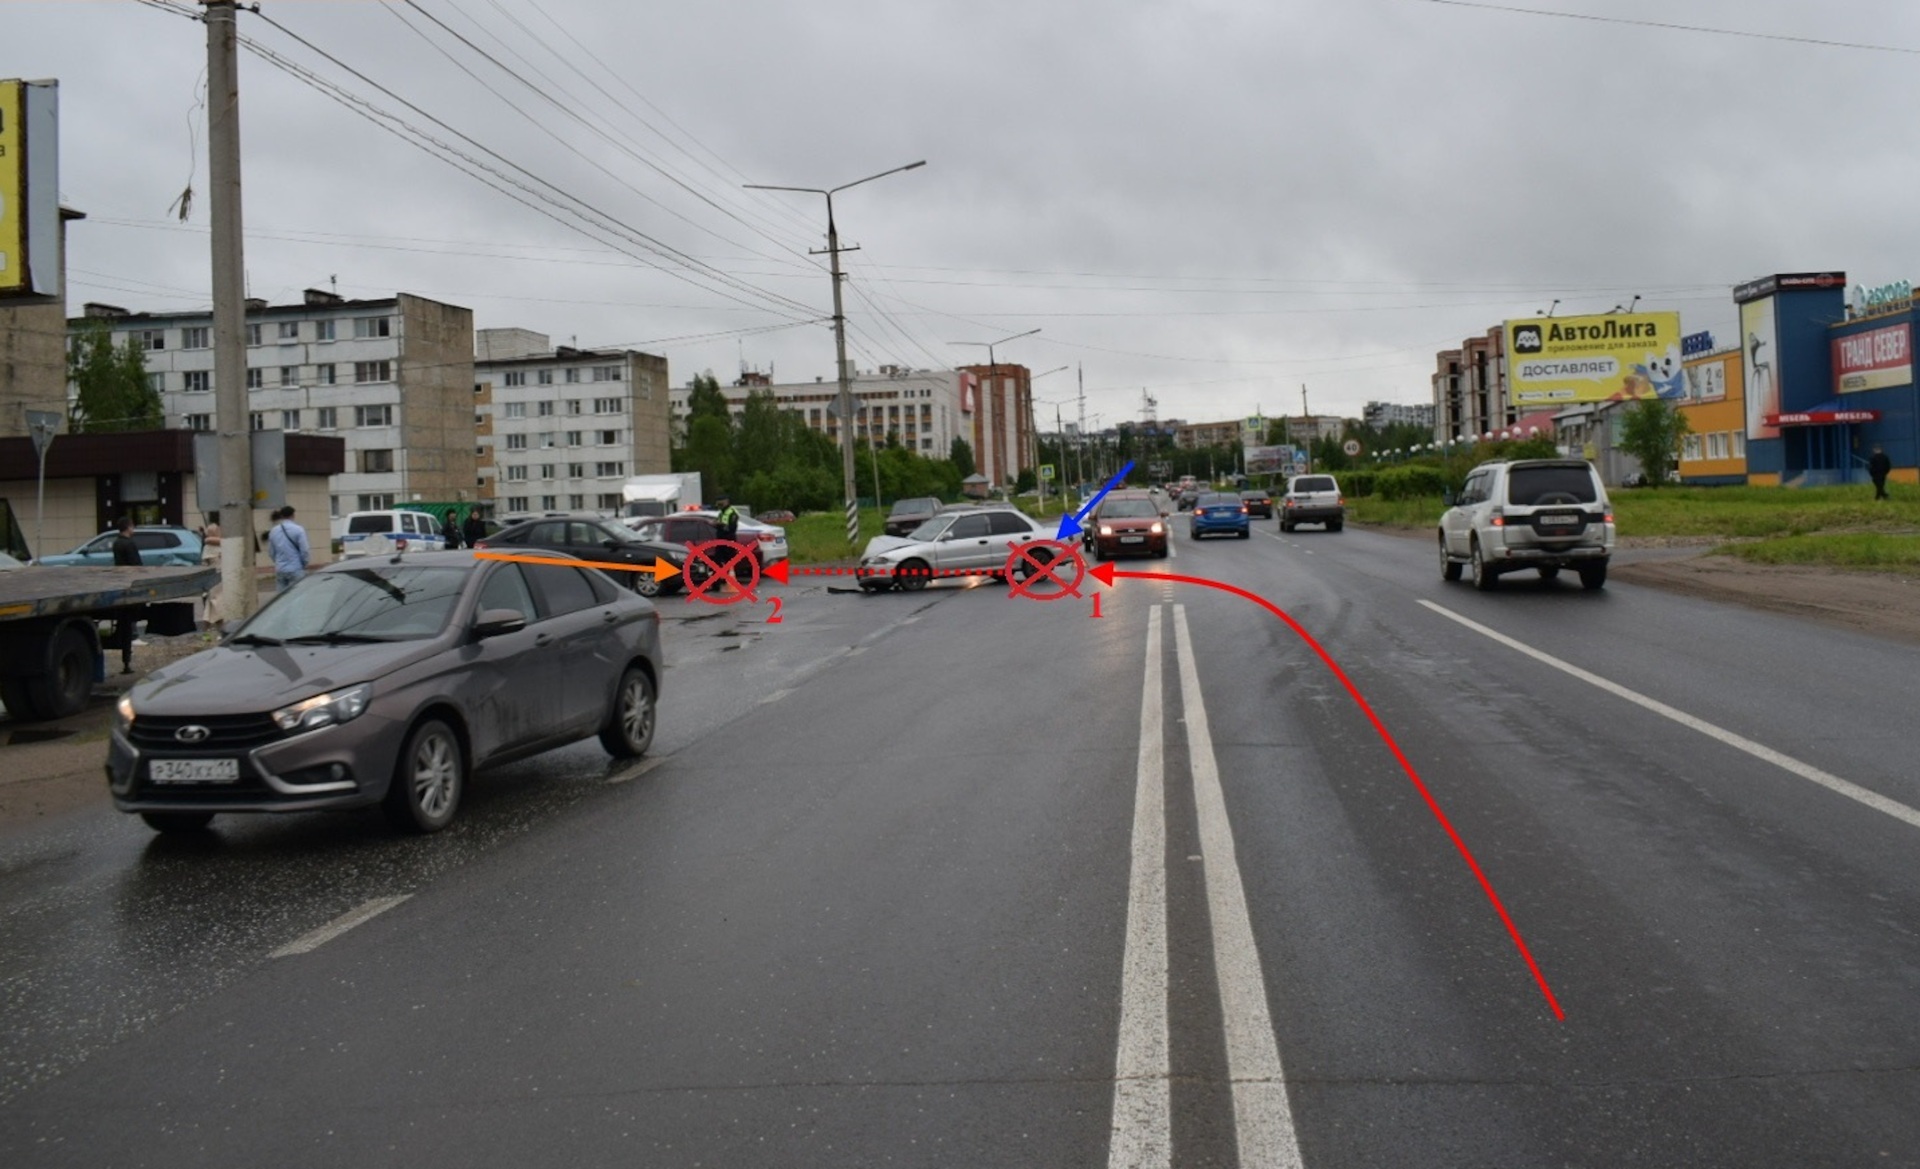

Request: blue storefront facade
left=1739, top=272, right=1920, bottom=487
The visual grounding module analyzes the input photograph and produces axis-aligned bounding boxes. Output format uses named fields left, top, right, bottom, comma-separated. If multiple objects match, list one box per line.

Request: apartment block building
left=1432, top=327, right=1516, bottom=442
left=71, top=290, right=476, bottom=527
left=473, top=328, right=670, bottom=515
left=1363, top=400, right=1436, bottom=430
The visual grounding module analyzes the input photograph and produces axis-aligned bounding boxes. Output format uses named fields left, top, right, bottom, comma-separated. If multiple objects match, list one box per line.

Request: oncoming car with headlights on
left=106, top=550, right=662, bottom=836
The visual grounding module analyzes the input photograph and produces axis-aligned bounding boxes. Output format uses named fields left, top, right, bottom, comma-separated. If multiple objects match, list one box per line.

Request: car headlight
left=1098, top=525, right=1114, bottom=536
left=272, top=683, right=373, bottom=733
left=115, top=694, right=135, bottom=733
left=1150, top=522, right=1164, bottom=534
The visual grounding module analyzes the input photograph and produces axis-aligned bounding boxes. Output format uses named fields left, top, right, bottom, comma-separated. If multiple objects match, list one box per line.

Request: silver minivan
left=1439, top=459, right=1614, bottom=590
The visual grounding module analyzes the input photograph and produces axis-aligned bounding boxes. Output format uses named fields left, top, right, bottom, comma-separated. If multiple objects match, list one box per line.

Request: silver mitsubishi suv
left=1438, top=459, right=1614, bottom=591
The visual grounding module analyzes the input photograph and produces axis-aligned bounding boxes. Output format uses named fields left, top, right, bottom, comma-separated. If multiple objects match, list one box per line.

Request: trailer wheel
left=27, top=623, right=97, bottom=720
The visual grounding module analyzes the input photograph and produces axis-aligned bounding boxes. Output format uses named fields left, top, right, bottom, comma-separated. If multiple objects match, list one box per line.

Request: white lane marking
left=1108, top=606, right=1171, bottom=1169
left=270, top=895, right=413, bottom=958
left=1418, top=600, right=1920, bottom=832
left=1171, top=605, right=1306, bottom=1169
left=608, top=755, right=670, bottom=785
left=758, top=687, right=794, bottom=706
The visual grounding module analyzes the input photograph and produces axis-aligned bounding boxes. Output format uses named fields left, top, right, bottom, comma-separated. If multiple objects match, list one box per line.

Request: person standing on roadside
left=199, top=511, right=224, bottom=635
left=268, top=505, right=311, bottom=592
left=1870, top=444, right=1892, bottom=501
left=462, top=507, right=487, bottom=549
left=441, top=509, right=463, bottom=550
left=714, top=496, right=740, bottom=544
left=110, top=516, right=141, bottom=674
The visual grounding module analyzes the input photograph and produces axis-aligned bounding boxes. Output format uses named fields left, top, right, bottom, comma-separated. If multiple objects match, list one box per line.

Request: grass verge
left=1352, top=482, right=1920, bottom=541
left=1713, top=532, right=1920, bottom=571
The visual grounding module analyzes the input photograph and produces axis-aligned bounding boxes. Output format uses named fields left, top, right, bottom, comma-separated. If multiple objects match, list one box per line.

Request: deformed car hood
left=134, top=639, right=437, bottom=714
left=861, top=535, right=922, bottom=559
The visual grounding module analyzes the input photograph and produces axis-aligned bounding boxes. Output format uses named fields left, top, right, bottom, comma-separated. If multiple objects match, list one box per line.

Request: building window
left=536, top=400, right=554, bottom=416
left=538, top=464, right=555, bottom=480
left=246, top=367, right=264, bottom=390
left=593, top=366, right=622, bottom=382
left=567, top=400, right=583, bottom=415
left=567, top=494, right=585, bottom=510
left=278, top=321, right=300, bottom=342
left=146, top=372, right=166, bottom=394
left=538, top=431, right=558, bottom=449
left=537, top=370, right=554, bottom=385
left=354, top=360, right=393, bottom=384
left=249, top=411, right=266, bottom=430
left=504, top=371, right=527, bottom=387
left=593, top=397, right=625, bottom=414
left=358, top=493, right=396, bottom=511
left=182, top=326, right=210, bottom=349
left=1682, top=434, right=1703, bottom=461
left=565, top=430, right=582, bottom=447
left=355, top=404, right=394, bottom=427
left=503, top=402, right=527, bottom=419
left=330, top=495, right=340, bottom=518
left=361, top=449, right=395, bottom=473
left=597, top=493, right=621, bottom=510
left=279, top=365, right=298, bottom=387
left=1730, top=431, right=1746, bottom=457
left=560, top=368, right=578, bottom=384
left=246, top=323, right=263, bottom=346
left=506, top=434, right=528, bottom=450
left=315, top=319, right=336, bottom=342
left=317, top=363, right=337, bottom=385
left=136, top=329, right=166, bottom=351
left=568, top=462, right=585, bottom=478
left=596, top=429, right=618, bottom=445
left=539, top=495, right=557, bottom=511
left=316, top=406, right=338, bottom=429
left=281, top=409, right=301, bottom=430
left=503, top=466, right=529, bottom=482
left=184, top=413, right=211, bottom=430
left=353, top=316, right=392, bottom=339
left=183, top=370, right=211, bottom=393
left=505, top=496, right=528, bottom=512
left=594, top=461, right=624, bottom=477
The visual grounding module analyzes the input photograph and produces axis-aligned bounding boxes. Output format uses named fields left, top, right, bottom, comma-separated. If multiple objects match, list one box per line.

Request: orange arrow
left=475, top=549, right=680, bottom=583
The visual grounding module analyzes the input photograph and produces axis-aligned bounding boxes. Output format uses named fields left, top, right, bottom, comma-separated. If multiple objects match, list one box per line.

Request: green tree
left=949, top=436, right=975, bottom=479
left=68, top=322, right=162, bottom=434
left=686, top=372, right=729, bottom=423
left=680, top=415, right=736, bottom=499
left=1618, top=396, right=1691, bottom=486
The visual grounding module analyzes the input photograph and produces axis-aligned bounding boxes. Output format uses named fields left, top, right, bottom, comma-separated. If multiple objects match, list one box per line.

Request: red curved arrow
left=1097, top=564, right=1565, bottom=1021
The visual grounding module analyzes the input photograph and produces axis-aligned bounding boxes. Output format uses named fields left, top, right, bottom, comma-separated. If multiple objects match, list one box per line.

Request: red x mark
left=686, top=539, right=760, bottom=604
left=1006, top=540, right=1085, bottom=601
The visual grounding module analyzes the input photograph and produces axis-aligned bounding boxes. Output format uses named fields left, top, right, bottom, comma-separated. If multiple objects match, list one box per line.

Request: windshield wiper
left=284, top=631, right=392, bottom=644
left=226, top=633, right=283, bottom=647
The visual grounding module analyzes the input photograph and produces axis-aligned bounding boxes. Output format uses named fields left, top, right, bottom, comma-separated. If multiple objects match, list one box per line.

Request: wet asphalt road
left=2, top=528, right=1918, bottom=1167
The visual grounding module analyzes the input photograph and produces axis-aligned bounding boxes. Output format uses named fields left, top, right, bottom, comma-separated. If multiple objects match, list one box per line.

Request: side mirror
left=473, top=608, right=527, bottom=638
left=603, top=538, right=621, bottom=549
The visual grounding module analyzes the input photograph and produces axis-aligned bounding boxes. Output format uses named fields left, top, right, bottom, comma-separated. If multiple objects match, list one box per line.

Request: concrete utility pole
left=746, top=161, right=925, bottom=549
left=206, top=0, right=256, bottom=619
left=1301, top=383, right=1311, bottom=475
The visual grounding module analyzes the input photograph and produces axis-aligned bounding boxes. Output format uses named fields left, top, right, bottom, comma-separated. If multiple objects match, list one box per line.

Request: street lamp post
left=950, top=328, right=1040, bottom=497
left=747, top=160, right=926, bottom=549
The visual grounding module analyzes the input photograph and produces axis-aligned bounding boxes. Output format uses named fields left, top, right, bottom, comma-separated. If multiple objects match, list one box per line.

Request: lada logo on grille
left=175, top=725, right=212, bottom=744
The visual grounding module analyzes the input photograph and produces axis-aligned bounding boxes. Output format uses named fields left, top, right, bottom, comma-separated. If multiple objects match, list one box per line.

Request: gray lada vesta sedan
left=108, top=550, right=661, bottom=835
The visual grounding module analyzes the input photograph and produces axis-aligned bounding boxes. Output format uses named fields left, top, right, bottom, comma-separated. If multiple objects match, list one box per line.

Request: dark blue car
left=1188, top=493, right=1250, bottom=539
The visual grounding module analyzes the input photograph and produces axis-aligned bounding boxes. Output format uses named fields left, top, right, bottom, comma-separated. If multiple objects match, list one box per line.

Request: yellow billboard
left=0, top=80, right=22, bottom=294
left=1504, top=312, right=1685, bottom=405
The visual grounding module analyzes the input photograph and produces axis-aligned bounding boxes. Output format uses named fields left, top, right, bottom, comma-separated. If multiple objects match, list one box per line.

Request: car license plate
left=1121, top=535, right=1145, bottom=544
left=1542, top=513, right=1580, bottom=528
left=150, top=758, right=240, bottom=784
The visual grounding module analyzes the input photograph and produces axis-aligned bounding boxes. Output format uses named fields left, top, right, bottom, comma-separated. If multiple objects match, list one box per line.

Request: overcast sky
left=12, top=0, right=1920, bottom=431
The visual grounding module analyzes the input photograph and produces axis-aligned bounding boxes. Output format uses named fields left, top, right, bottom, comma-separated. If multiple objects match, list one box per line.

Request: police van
left=340, top=509, right=448, bottom=559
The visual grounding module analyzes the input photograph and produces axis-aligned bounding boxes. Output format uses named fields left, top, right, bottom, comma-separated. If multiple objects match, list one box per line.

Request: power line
left=1420, top=0, right=1920, bottom=56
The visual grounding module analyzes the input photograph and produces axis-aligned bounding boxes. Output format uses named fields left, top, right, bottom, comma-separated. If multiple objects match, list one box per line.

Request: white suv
left=1438, top=459, right=1614, bottom=590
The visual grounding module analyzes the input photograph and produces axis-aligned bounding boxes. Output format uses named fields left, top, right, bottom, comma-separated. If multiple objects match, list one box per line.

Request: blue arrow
left=1056, top=460, right=1136, bottom=541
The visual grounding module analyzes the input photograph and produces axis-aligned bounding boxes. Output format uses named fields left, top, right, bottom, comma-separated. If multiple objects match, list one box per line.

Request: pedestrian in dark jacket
left=110, top=516, right=141, bottom=674
left=1869, top=445, right=1893, bottom=500
left=462, top=509, right=487, bottom=548
left=442, top=511, right=463, bottom=550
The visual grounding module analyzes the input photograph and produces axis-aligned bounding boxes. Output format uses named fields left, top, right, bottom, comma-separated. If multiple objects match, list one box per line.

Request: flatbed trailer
left=0, top=565, right=217, bottom=721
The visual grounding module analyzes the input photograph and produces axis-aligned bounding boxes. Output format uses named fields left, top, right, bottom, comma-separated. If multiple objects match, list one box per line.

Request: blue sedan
left=36, top=525, right=204, bottom=567
left=1188, top=493, right=1251, bottom=539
